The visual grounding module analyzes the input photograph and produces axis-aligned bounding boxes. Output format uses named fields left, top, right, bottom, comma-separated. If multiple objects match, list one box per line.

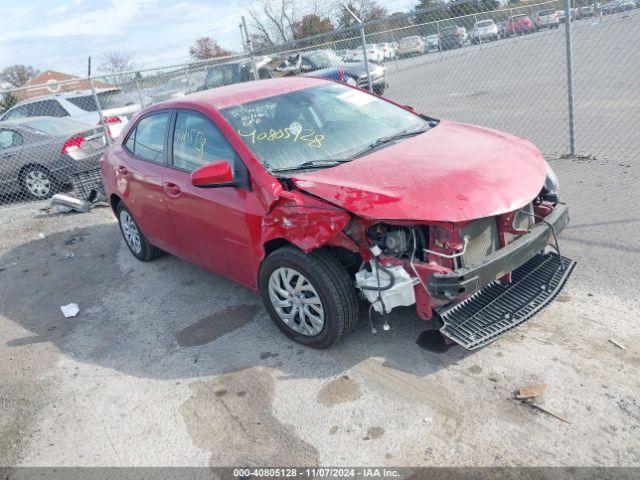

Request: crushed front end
left=354, top=196, right=576, bottom=350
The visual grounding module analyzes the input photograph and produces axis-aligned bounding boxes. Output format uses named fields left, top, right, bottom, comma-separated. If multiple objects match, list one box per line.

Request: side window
left=0, top=129, right=21, bottom=149
left=125, top=112, right=170, bottom=163
left=31, top=100, right=69, bottom=117
left=172, top=110, right=236, bottom=173
left=4, top=104, right=30, bottom=120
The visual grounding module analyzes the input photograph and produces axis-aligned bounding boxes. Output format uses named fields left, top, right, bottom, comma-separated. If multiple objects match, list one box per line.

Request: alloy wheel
left=24, top=169, right=52, bottom=198
left=268, top=267, right=325, bottom=336
left=119, top=210, right=142, bottom=254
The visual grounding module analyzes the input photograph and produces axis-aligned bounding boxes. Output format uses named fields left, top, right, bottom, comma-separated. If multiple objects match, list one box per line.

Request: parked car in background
left=348, top=44, right=385, bottom=63
left=425, top=34, right=440, bottom=52
left=396, top=36, right=426, bottom=56
left=376, top=43, right=397, bottom=60
left=335, top=49, right=349, bottom=61
left=506, top=14, right=535, bottom=35
left=145, top=71, right=207, bottom=103
left=102, top=77, right=572, bottom=349
left=497, top=21, right=508, bottom=37
left=470, top=19, right=500, bottom=43
left=0, top=89, right=139, bottom=138
left=279, top=50, right=387, bottom=95
left=198, top=61, right=272, bottom=92
left=577, top=5, right=595, bottom=17
left=535, top=9, right=560, bottom=29
left=0, top=117, right=106, bottom=199
left=440, top=26, right=468, bottom=49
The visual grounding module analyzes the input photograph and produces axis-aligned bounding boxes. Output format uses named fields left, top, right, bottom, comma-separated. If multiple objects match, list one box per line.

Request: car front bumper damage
left=428, top=203, right=576, bottom=349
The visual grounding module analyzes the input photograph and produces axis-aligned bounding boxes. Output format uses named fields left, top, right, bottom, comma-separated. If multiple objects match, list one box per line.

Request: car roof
left=155, top=77, right=328, bottom=110
left=8, top=88, right=118, bottom=107
left=0, top=116, right=62, bottom=128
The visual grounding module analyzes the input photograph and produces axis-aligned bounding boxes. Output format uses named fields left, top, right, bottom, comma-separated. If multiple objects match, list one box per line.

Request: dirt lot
left=1, top=155, right=639, bottom=467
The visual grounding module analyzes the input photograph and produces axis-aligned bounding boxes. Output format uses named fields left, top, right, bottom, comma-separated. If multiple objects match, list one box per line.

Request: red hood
left=291, top=120, right=547, bottom=223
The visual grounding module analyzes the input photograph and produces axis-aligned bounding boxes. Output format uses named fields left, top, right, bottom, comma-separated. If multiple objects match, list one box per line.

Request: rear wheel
left=116, top=203, right=162, bottom=262
left=21, top=166, right=56, bottom=200
left=259, top=246, right=359, bottom=348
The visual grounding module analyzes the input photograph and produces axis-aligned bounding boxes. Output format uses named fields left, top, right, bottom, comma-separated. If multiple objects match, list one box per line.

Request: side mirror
left=191, top=161, right=234, bottom=188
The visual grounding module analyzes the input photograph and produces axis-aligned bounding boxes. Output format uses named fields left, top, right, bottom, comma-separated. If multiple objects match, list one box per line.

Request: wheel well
left=263, top=238, right=292, bottom=257
left=109, top=194, right=122, bottom=214
left=18, top=163, right=51, bottom=181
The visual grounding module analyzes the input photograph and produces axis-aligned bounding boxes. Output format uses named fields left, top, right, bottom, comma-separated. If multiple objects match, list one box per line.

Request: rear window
left=476, top=20, right=494, bottom=27
left=399, top=36, right=419, bottom=44
left=442, top=26, right=459, bottom=33
left=26, top=118, right=89, bottom=135
left=511, top=14, right=527, bottom=20
left=537, top=9, right=556, bottom=15
left=66, top=91, right=129, bottom=112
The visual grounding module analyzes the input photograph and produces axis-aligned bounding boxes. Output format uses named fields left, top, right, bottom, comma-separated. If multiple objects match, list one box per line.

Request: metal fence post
left=563, top=0, right=576, bottom=155
left=88, top=77, right=111, bottom=146
left=184, top=67, right=192, bottom=92
left=475, top=13, right=482, bottom=50
left=437, top=20, right=443, bottom=60
left=134, top=77, right=145, bottom=108
left=359, top=25, right=373, bottom=92
left=242, top=16, right=260, bottom=81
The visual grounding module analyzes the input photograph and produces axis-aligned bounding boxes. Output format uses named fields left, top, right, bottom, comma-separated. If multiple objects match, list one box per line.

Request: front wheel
left=259, top=246, right=359, bottom=348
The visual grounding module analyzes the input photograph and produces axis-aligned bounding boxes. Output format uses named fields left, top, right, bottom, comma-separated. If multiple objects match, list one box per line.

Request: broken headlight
left=544, top=163, right=560, bottom=195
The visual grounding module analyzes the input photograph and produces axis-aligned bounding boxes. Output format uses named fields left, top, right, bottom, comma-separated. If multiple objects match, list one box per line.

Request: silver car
left=0, top=117, right=106, bottom=199
left=0, top=89, right=140, bottom=138
left=397, top=36, right=426, bottom=56
left=471, top=20, right=500, bottom=43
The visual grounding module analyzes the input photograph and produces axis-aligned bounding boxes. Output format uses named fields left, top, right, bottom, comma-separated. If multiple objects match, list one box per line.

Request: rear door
left=114, top=110, right=180, bottom=253
left=0, top=128, right=23, bottom=191
left=161, top=108, right=263, bottom=287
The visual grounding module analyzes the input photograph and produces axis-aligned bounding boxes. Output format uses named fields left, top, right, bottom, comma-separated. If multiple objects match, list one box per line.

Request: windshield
left=26, top=117, right=89, bottom=135
left=220, top=83, right=429, bottom=173
left=538, top=9, right=555, bottom=15
left=303, top=50, right=342, bottom=68
left=66, top=90, right=133, bottom=111
left=511, top=14, right=527, bottom=20
left=476, top=20, right=494, bottom=27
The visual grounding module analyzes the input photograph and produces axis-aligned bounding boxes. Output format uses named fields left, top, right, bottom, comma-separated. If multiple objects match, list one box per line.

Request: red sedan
left=100, top=77, right=573, bottom=349
left=506, top=14, right=535, bottom=36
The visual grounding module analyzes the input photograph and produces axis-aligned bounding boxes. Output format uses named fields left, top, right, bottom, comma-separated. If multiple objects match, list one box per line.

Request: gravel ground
left=0, top=154, right=638, bottom=467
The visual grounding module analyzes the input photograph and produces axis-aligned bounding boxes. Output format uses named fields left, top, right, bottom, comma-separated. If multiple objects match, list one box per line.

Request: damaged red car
left=100, top=77, right=575, bottom=349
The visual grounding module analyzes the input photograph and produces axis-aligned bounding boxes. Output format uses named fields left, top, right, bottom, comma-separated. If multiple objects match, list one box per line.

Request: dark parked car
left=198, top=62, right=272, bottom=91
left=0, top=117, right=106, bottom=199
left=280, top=50, right=387, bottom=95
left=440, top=26, right=468, bottom=50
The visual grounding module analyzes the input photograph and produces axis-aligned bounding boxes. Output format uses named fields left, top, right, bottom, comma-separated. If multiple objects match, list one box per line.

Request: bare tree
left=336, top=0, right=387, bottom=28
left=189, top=37, right=230, bottom=61
left=99, top=48, right=137, bottom=76
left=0, top=65, right=38, bottom=88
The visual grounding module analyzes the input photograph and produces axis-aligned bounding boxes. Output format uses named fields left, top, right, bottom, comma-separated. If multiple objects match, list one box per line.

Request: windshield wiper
left=270, top=159, right=347, bottom=173
left=369, top=127, right=429, bottom=150
left=340, top=126, right=430, bottom=161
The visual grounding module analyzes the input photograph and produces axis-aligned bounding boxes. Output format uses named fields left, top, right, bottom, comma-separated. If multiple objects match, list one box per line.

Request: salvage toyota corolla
left=101, top=77, right=575, bottom=349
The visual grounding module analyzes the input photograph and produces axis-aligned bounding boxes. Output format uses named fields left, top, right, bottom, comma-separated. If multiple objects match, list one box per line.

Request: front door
left=162, top=109, right=263, bottom=288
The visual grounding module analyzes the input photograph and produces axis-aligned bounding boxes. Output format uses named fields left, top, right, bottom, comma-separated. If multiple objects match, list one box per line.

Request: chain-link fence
left=0, top=0, right=638, bottom=206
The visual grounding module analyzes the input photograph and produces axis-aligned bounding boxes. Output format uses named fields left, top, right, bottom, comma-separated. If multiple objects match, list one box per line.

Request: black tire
left=116, top=202, right=162, bottom=262
left=259, top=246, right=359, bottom=348
left=21, top=165, right=57, bottom=200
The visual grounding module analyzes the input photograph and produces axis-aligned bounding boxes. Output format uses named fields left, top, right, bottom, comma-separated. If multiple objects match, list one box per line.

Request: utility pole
left=343, top=4, right=373, bottom=92
left=241, top=16, right=259, bottom=81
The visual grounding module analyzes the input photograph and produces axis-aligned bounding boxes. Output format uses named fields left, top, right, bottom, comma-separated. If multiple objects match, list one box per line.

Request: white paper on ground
left=60, top=303, right=80, bottom=318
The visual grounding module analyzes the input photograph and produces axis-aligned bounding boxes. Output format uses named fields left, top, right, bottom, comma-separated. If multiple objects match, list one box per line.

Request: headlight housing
left=544, top=162, right=560, bottom=196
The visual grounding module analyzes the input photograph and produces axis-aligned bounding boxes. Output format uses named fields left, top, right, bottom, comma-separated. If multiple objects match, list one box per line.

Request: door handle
left=162, top=182, right=182, bottom=197
left=117, top=165, right=128, bottom=175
